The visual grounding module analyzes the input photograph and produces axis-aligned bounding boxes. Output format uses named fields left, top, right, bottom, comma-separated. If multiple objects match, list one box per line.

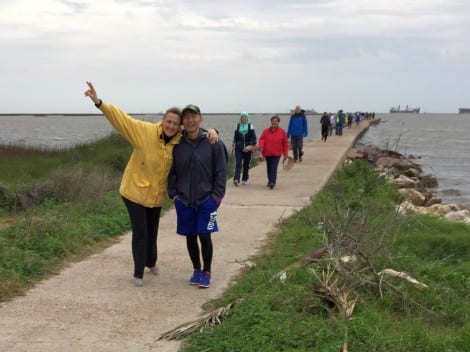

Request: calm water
left=1, top=112, right=469, bottom=206
left=0, top=113, right=308, bottom=150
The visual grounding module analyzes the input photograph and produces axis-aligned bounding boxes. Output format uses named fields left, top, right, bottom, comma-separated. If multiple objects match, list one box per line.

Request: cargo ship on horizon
left=458, top=108, right=470, bottom=114
left=389, top=105, right=420, bottom=113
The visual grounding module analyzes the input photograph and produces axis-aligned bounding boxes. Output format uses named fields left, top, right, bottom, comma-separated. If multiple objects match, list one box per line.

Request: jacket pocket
left=132, top=175, right=151, bottom=188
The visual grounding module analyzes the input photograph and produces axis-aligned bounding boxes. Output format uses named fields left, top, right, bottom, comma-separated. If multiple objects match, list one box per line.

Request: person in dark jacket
left=287, top=105, right=308, bottom=162
left=320, top=112, right=331, bottom=142
left=232, top=112, right=257, bottom=186
left=168, top=104, right=227, bottom=289
left=84, top=82, right=218, bottom=288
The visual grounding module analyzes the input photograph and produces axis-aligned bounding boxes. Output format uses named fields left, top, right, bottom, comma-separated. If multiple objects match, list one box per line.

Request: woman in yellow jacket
left=84, top=82, right=217, bottom=287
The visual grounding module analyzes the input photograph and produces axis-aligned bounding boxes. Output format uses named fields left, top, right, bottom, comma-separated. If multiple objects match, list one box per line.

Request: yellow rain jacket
left=100, top=102, right=181, bottom=207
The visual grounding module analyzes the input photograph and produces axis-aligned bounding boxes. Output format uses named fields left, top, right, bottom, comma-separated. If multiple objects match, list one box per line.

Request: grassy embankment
left=1, top=136, right=468, bottom=350
left=0, top=133, right=237, bottom=301
left=0, top=134, right=135, bottom=300
left=178, top=161, right=469, bottom=351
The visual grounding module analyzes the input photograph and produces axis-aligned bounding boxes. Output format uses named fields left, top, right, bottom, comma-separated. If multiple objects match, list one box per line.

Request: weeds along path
left=0, top=122, right=370, bottom=352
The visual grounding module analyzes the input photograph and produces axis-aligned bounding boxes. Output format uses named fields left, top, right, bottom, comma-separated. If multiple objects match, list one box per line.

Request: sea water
left=1, top=112, right=469, bottom=206
left=358, top=113, right=470, bottom=207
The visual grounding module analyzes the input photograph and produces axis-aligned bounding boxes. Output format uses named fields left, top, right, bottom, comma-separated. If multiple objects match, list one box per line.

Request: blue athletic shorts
left=174, top=197, right=219, bottom=236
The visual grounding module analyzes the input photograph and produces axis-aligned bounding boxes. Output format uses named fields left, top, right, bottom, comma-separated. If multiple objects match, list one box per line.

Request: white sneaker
left=149, top=265, right=160, bottom=275
left=134, top=277, right=144, bottom=287
left=242, top=181, right=247, bottom=185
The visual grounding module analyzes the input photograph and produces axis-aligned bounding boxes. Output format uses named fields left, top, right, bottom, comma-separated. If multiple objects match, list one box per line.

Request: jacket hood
left=240, top=112, right=251, bottom=124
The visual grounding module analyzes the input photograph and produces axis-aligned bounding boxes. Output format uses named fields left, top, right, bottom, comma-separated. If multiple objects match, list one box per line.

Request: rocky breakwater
left=347, top=146, right=470, bottom=224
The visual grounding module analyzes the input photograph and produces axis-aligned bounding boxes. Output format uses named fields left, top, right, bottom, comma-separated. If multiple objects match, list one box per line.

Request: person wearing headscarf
left=232, top=112, right=257, bottom=186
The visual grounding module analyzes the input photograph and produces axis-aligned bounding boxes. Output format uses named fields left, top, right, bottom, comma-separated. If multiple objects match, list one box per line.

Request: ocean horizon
left=1, top=112, right=469, bottom=207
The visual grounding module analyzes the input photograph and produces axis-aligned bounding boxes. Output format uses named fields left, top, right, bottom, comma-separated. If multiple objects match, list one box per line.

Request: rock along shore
left=348, top=145, right=470, bottom=224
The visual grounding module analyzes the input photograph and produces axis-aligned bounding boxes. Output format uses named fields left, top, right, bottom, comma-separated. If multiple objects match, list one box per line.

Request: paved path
left=0, top=122, right=369, bottom=351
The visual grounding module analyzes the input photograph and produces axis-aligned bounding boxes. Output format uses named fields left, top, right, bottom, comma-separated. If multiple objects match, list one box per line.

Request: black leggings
left=122, top=197, right=161, bottom=279
left=186, top=233, right=213, bottom=273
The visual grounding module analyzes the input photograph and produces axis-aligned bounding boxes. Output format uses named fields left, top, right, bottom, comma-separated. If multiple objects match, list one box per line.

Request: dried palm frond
left=310, top=263, right=358, bottom=352
left=158, top=299, right=242, bottom=341
left=310, top=264, right=358, bottom=319
left=378, top=268, right=428, bottom=289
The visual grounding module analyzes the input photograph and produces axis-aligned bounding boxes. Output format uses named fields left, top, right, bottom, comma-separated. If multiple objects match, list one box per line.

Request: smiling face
left=182, top=111, right=203, bottom=139
left=162, top=112, right=181, bottom=137
left=270, top=116, right=280, bottom=129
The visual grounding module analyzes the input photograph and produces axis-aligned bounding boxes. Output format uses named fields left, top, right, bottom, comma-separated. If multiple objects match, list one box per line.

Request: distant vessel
left=290, top=108, right=317, bottom=114
left=389, top=105, right=420, bottom=113
left=458, top=108, right=470, bottom=114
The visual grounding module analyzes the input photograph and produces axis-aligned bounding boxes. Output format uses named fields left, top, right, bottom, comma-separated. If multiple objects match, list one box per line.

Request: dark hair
left=270, top=115, right=280, bottom=122
left=163, top=107, right=182, bottom=124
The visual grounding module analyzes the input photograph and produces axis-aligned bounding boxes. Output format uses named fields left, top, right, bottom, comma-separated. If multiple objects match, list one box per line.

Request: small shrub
left=13, top=167, right=121, bottom=209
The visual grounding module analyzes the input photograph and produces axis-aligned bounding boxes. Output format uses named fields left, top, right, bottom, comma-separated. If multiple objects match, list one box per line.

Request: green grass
left=0, top=134, right=134, bottom=300
left=1, top=139, right=468, bottom=350
left=0, top=193, right=130, bottom=298
left=0, top=133, right=130, bottom=189
left=179, top=161, right=469, bottom=352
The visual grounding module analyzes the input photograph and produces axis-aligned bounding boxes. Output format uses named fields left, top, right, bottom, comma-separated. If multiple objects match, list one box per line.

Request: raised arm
left=83, top=81, right=145, bottom=147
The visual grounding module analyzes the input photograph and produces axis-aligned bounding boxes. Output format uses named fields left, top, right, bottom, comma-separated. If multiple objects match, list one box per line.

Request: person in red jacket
left=258, top=115, right=289, bottom=189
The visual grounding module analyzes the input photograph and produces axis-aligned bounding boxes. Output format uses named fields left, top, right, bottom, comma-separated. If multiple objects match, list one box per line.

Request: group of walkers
left=85, top=81, right=365, bottom=290
left=232, top=104, right=308, bottom=190
left=319, top=110, right=372, bottom=141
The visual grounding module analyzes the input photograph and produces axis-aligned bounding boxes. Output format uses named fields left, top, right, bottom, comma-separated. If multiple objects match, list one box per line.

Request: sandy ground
left=0, top=122, right=369, bottom=351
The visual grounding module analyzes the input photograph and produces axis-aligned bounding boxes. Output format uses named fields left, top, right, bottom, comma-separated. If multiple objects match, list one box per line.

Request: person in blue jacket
left=232, top=112, right=257, bottom=186
left=168, top=104, right=227, bottom=289
left=287, top=105, right=308, bottom=162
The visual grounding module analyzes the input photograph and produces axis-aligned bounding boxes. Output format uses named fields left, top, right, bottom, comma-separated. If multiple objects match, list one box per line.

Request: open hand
left=206, top=129, right=219, bottom=144
left=84, top=81, right=100, bottom=105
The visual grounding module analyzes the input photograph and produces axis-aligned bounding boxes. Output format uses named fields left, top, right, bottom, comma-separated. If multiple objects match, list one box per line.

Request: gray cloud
left=58, top=0, right=88, bottom=12
left=0, top=0, right=469, bottom=112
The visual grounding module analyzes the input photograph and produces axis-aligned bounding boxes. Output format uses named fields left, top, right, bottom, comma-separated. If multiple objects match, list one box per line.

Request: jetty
left=0, top=122, right=370, bottom=351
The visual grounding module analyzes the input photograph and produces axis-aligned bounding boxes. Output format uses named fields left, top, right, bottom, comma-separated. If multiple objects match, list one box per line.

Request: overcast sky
left=1, top=0, right=469, bottom=113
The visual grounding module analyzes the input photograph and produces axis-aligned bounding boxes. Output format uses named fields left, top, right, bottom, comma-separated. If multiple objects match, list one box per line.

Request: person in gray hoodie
left=168, top=104, right=227, bottom=288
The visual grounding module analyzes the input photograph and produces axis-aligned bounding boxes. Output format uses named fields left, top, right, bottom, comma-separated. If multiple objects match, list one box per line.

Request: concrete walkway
left=0, top=122, right=370, bottom=352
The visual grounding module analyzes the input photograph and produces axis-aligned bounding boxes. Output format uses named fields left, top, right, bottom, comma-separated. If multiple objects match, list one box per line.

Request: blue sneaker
left=189, top=269, right=202, bottom=285
left=199, top=271, right=211, bottom=288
